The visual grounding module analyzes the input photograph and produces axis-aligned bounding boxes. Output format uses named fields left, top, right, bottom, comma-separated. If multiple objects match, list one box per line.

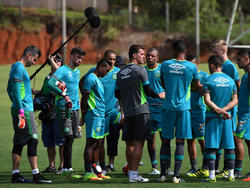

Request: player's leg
left=187, top=139, right=197, bottom=173
left=158, top=109, right=175, bottom=182
left=147, top=133, right=160, bottom=174
left=172, top=110, right=192, bottom=183
left=203, top=118, right=222, bottom=182
left=27, top=111, right=51, bottom=183
left=84, top=138, right=102, bottom=181
left=123, top=114, right=150, bottom=182
left=220, top=118, right=235, bottom=181
left=106, top=109, right=122, bottom=172
left=234, top=136, right=244, bottom=178
left=11, top=108, right=32, bottom=183
left=41, top=118, right=57, bottom=173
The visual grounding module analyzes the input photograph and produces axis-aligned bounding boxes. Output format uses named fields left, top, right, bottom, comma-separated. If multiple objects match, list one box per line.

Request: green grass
left=0, top=64, right=249, bottom=188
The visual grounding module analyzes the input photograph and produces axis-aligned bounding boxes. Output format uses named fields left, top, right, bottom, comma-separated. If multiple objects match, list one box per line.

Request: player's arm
left=47, top=75, right=72, bottom=109
left=11, top=78, right=23, bottom=109
left=143, top=84, right=165, bottom=99
left=160, top=74, right=165, bottom=90
left=141, top=67, right=164, bottom=99
left=79, top=75, right=87, bottom=96
left=222, top=93, right=238, bottom=112
left=80, top=89, right=90, bottom=125
left=203, top=92, right=230, bottom=119
left=10, top=78, right=26, bottom=128
left=191, top=79, right=203, bottom=94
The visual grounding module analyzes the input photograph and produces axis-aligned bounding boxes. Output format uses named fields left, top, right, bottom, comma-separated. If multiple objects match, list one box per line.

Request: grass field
left=0, top=63, right=249, bottom=188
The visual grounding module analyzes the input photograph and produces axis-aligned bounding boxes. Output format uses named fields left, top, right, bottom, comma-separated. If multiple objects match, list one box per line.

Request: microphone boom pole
left=30, top=7, right=101, bottom=80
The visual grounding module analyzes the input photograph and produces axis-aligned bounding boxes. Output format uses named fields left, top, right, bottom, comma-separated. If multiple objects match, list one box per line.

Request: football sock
left=174, top=142, right=184, bottom=177
left=190, top=158, right=197, bottom=170
left=32, top=168, right=39, bottom=175
left=225, top=149, right=235, bottom=170
left=235, top=159, right=242, bottom=172
left=63, top=136, right=74, bottom=169
left=85, top=163, right=92, bottom=173
left=206, top=149, right=216, bottom=170
left=12, top=169, right=20, bottom=174
left=160, top=142, right=171, bottom=176
left=215, top=149, right=222, bottom=171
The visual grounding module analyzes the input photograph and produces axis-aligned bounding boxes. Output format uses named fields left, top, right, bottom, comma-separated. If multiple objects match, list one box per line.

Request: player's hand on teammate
left=64, top=95, right=73, bottom=109
left=18, top=109, right=25, bottom=129
left=158, top=92, right=165, bottom=99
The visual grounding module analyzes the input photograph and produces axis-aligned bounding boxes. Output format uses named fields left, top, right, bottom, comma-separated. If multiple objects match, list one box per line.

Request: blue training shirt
left=53, top=65, right=80, bottom=110
left=84, top=73, right=105, bottom=117
left=161, top=59, right=198, bottom=111
left=203, top=72, right=237, bottom=118
left=7, top=62, right=33, bottom=111
left=191, top=70, right=209, bottom=111
left=85, top=66, right=120, bottom=113
left=222, top=59, right=240, bottom=82
left=145, top=64, right=164, bottom=111
left=238, top=73, right=250, bottom=123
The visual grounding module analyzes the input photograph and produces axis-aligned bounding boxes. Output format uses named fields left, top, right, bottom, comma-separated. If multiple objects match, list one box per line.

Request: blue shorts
left=161, top=110, right=192, bottom=140
left=85, top=113, right=105, bottom=139
left=205, top=117, right=235, bottom=149
left=235, top=119, right=250, bottom=140
left=190, top=110, right=205, bottom=139
left=105, top=107, right=121, bottom=136
left=42, top=115, right=64, bottom=147
left=149, top=105, right=163, bottom=134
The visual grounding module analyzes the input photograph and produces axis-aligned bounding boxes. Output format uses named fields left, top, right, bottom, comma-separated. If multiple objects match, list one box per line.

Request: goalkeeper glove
left=18, top=109, right=25, bottom=129
left=64, top=95, right=72, bottom=109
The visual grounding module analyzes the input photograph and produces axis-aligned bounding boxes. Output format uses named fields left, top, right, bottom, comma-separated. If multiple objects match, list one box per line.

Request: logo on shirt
left=214, top=77, right=229, bottom=87
left=169, top=63, right=185, bottom=74
left=155, top=71, right=160, bottom=78
left=120, top=68, right=131, bottom=79
left=68, top=71, right=73, bottom=77
left=120, top=68, right=131, bottom=75
left=112, top=73, right=117, bottom=80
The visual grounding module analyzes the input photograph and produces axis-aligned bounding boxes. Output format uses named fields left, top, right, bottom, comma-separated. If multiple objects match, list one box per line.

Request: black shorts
left=122, top=113, right=151, bottom=142
left=55, top=107, right=81, bottom=139
left=11, top=108, right=38, bottom=145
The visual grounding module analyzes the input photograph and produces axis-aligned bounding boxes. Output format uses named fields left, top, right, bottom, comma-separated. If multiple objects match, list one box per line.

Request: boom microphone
left=84, top=7, right=101, bottom=28
left=30, top=7, right=101, bottom=80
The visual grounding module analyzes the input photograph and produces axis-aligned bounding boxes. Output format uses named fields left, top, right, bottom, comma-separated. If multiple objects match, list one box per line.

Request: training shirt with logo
left=85, top=66, right=120, bottom=113
left=145, top=64, right=164, bottom=107
left=203, top=72, right=237, bottom=118
left=7, top=62, right=33, bottom=111
left=116, top=63, right=150, bottom=117
left=161, top=59, right=198, bottom=111
left=238, top=73, right=250, bottom=122
left=84, top=73, right=105, bottom=117
left=53, top=65, right=80, bottom=110
left=222, top=59, right=240, bottom=82
left=191, top=70, right=209, bottom=111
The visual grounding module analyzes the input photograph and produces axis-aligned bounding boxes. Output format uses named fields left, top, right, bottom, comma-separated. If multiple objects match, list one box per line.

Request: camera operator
left=33, top=54, right=64, bottom=174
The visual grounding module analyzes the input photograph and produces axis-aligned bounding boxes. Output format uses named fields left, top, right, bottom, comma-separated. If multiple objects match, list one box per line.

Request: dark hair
left=96, top=58, right=111, bottom=68
left=186, top=54, right=197, bottom=61
left=22, top=46, right=41, bottom=58
left=208, top=55, right=223, bottom=68
left=172, top=40, right=186, bottom=53
left=237, top=49, right=250, bottom=57
left=128, top=44, right=144, bottom=60
left=115, top=56, right=125, bottom=69
left=70, top=47, right=86, bottom=56
left=147, top=47, right=159, bottom=55
left=104, top=50, right=116, bottom=59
